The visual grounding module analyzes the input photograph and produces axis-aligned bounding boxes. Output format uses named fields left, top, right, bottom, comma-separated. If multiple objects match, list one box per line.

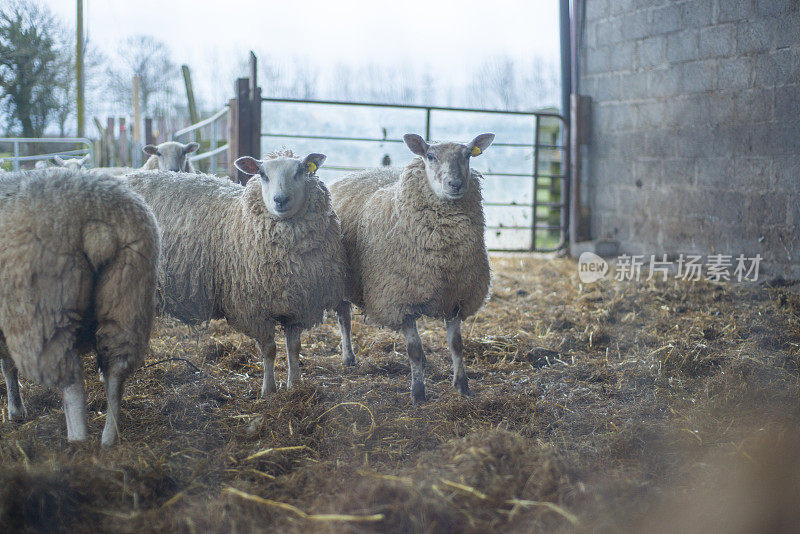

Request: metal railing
left=173, top=105, right=230, bottom=174
left=260, top=97, right=568, bottom=252
left=0, top=137, right=94, bottom=171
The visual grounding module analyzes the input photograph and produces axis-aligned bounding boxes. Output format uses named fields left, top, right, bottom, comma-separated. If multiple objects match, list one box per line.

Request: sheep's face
left=143, top=141, right=199, bottom=172
left=234, top=153, right=327, bottom=220
left=403, top=133, right=495, bottom=200
left=53, top=154, right=90, bottom=170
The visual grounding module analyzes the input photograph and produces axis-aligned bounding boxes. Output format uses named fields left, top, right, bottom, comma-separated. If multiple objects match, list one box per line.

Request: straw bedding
left=1, top=254, right=799, bottom=532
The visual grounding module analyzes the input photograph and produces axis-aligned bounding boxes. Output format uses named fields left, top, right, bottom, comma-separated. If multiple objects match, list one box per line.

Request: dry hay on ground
left=1, top=254, right=799, bottom=533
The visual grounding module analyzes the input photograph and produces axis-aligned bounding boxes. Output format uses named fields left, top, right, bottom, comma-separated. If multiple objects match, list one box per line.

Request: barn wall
left=579, top=0, right=799, bottom=277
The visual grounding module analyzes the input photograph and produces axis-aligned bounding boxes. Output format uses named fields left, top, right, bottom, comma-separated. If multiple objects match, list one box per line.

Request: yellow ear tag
left=471, top=146, right=482, bottom=156
left=307, top=162, right=317, bottom=174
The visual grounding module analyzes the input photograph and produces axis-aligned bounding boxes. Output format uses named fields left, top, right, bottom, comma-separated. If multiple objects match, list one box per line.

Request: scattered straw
left=506, top=499, right=581, bottom=526
left=223, top=487, right=385, bottom=522
left=244, top=445, right=310, bottom=461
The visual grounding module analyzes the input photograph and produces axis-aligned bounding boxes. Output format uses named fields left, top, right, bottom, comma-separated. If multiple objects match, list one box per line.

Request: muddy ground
left=1, top=255, right=799, bottom=533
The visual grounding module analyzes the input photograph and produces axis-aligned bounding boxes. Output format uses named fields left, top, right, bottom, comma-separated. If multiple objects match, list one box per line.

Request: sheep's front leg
left=401, top=316, right=427, bottom=403
left=1, top=355, right=27, bottom=421
left=101, top=364, right=127, bottom=447
left=336, top=301, right=356, bottom=366
left=256, top=325, right=277, bottom=397
left=61, top=376, right=88, bottom=442
left=446, top=318, right=471, bottom=396
left=285, top=325, right=303, bottom=389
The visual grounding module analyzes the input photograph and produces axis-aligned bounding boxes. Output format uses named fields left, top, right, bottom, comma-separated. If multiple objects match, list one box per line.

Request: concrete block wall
left=580, top=0, right=800, bottom=277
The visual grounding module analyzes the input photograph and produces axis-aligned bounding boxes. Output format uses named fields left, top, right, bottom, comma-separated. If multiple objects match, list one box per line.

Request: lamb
left=0, top=168, right=160, bottom=446
left=329, top=133, right=495, bottom=403
left=53, top=154, right=90, bottom=170
left=142, top=141, right=199, bottom=172
left=125, top=150, right=348, bottom=395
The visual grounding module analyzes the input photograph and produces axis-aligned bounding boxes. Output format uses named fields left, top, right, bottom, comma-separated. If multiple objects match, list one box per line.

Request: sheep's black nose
left=274, top=194, right=290, bottom=207
left=447, top=179, right=463, bottom=191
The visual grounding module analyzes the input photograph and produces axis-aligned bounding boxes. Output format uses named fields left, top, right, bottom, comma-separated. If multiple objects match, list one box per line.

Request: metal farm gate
left=228, top=55, right=569, bottom=252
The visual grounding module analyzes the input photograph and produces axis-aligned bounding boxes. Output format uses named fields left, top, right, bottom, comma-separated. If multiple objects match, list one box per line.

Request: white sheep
left=0, top=168, right=160, bottom=446
left=125, top=150, right=348, bottom=395
left=53, top=154, right=90, bottom=170
left=88, top=166, right=136, bottom=177
left=329, top=133, right=495, bottom=402
left=142, top=141, right=199, bottom=172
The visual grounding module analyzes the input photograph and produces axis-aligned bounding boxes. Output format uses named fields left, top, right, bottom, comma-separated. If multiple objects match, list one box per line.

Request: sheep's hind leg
left=401, top=316, right=427, bottom=403
left=1, top=352, right=27, bottom=421
left=285, top=325, right=302, bottom=389
left=101, top=363, right=128, bottom=447
left=336, top=301, right=356, bottom=366
left=446, top=318, right=471, bottom=396
left=61, top=375, right=88, bottom=442
left=257, top=326, right=277, bottom=397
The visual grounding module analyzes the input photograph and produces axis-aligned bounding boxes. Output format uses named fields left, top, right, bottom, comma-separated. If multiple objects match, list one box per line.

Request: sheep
left=142, top=141, right=199, bottom=172
left=53, top=154, right=90, bottom=170
left=329, top=133, right=495, bottom=403
left=125, top=150, right=348, bottom=395
left=34, top=160, right=50, bottom=169
left=88, top=166, right=136, bottom=177
left=0, top=168, right=160, bottom=446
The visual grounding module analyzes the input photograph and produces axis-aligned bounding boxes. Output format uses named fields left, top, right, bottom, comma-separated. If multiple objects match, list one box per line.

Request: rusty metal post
left=234, top=78, right=251, bottom=184
left=232, top=76, right=253, bottom=184
left=249, top=52, right=261, bottom=160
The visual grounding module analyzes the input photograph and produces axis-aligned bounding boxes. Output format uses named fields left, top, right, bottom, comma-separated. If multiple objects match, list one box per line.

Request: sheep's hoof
left=8, top=404, right=28, bottom=422
left=260, top=384, right=277, bottom=397
left=411, top=381, right=427, bottom=404
left=342, top=354, right=356, bottom=367
left=101, top=429, right=117, bottom=447
left=454, top=377, right=472, bottom=397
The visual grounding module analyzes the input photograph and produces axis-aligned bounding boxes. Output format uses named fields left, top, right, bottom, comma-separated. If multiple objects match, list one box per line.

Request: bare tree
left=106, top=35, right=179, bottom=116
left=288, top=60, right=317, bottom=99
left=330, top=63, right=353, bottom=101
left=51, top=25, right=106, bottom=136
left=470, top=56, right=518, bottom=110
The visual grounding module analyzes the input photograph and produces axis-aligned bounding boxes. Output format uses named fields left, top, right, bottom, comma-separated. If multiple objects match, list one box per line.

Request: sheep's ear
left=184, top=142, right=200, bottom=154
left=234, top=156, right=262, bottom=175
left=143, top=145, right=159, bottom=156
left=468, top=133, right=495, bottom=157
left=403, top=134, right=429, bottom=157
left=53, top=155, right=66, bottom=166
left=80, top=154, right=90, bottom=164
left=302, top=153, right=326, bottom=175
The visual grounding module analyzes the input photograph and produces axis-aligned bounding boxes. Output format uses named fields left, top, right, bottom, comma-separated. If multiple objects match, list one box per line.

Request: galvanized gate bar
left=259, top=97, right=568, bottom=252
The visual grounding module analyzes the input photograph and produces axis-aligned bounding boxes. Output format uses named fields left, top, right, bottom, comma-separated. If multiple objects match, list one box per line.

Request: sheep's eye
left=260, top=171, right=268, bottom=181
left=426, top=152, right=436, bottom=161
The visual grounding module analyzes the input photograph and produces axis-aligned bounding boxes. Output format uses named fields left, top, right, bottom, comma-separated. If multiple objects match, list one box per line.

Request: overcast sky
left=42, top=0, right=560, bottom=107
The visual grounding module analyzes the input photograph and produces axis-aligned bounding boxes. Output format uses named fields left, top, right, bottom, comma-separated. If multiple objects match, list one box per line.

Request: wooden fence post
left=145, top=118, right=154, bottom=146
left=228, top=98, right=238, bottom=179
left=106, top=117, right=116, bottom=166
left=118, top=118, right=128, bottom=166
